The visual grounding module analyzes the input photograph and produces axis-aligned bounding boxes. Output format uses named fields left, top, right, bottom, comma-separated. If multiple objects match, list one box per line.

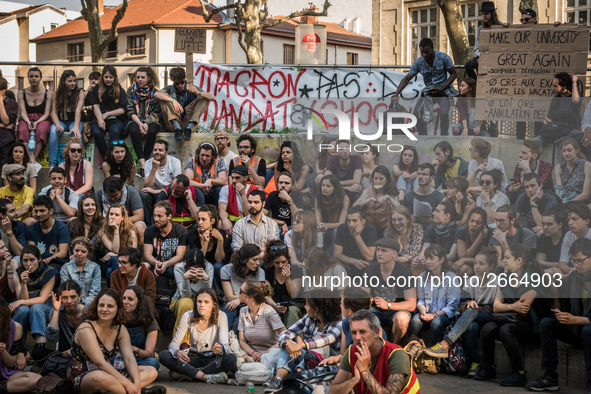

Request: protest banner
left=475, top=24, right=588, bottom=122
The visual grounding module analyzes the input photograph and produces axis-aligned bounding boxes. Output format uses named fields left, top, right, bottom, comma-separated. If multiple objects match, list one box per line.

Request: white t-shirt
left=144, top=156, right=182, bottom=189
left=219, top=184, right=257, bottom=215
left=219, top=150, right=239, bottom=172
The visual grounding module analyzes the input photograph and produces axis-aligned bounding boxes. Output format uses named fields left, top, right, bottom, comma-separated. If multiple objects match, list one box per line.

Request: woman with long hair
left=409, top=244, right=459, bottom=344
left=68, top=289, right=163, bottom=393
left=160, top=288, right=237, bottom=384
left=89, top=65, right=128, bottom=159
left=476, top=169, right=510, bottom=227
left=360, top=145, right=379, bottom=189
left=69, top=194, right=104, bottom=249
left=443, top=177, right=475, bottom=226
left=58, top=137, right=93, bottom=195
left=1, top=142, right=37, bottom=193
left=285, top=210, right=322, bottom=264
left=121, top=286, right=160, bottom=371
left=17, top=67, right=52, bottom=167
left=554, top=138, right=591, bottom=203
left=303, top=246, right=346, bottom=295
left=60, top=237, right=101, bottom=308
left=0, top=239, right=18, bottom=301
left=354, top=165, right=400, bottom=235
left=263, top=240, right=304, bottom=328
left=238, top=280, right=286, bottom=362
left=49, top=69, right=85, bottom=169
left=393, top=145, right=419, bottom=200
left=275, top=141, right=309, bottom=194
left=475, top=244, right=551, bottom=386
left=0, top=296, right=42, bottom=392
left=314, top=136, right=337, bottom=184
left=453, top=207, right=493, bottom=277
left=385, top=205, right=424, bottom=272
left=98, top=203, right=139, bottom=287
left=102, top=140, right=136, bottom=185
left=453, top=77, right=488, bottom=137
left=220, top=243, right=264, bottom=333
left=10, top=246, right=57, bottom=350
left=126, top=66, right=162, bottom=177
left=314, top=174, right=349, bottom=256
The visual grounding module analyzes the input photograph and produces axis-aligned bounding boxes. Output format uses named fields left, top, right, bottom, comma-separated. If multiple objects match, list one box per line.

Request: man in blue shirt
left=392, top=37, right=458, bottom=136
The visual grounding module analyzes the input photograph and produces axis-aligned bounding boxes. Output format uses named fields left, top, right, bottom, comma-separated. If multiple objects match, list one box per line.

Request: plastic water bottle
left=28, top=130, right=35, bottom=151
left=246, top=382, right=255, bottom=393
left=112, top=352, right=125, bottom=370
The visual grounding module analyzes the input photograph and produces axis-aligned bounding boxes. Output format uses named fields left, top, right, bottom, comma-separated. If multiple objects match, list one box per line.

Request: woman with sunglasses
left=263, top=240, right=304, bottom=328
left=1, top=142, right=37, bottom=193
left=102, top=140, right=135, bottom=185
left=49, top=70, right=85, bottom=171
left=88, top=65, right=128, bottom=160
left=57, top=137, right=93, bottom=195
left=385, top=205, right=424, bottom=273
left=285, top=210, right=322, bottom=264
left=476, top=169, right=509, bottom=228
left=315, top=174, right=349, bottom=257
left=393, top=145, right=419, bottom=200
left=127, top=67, right=162, bottom=178
left=353, top=165, right=400, bottom=235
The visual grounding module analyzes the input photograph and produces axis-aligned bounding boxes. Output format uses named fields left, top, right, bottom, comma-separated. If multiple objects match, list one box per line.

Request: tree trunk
left=243, top=1, right=262, bottom=64
left=437, top=0, right=471, bottom=66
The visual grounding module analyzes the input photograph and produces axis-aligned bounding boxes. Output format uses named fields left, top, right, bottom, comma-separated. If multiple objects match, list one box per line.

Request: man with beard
left=506, top=140, right=554, bottom=204
left=403, top=163, right=445, bottom=228
left=215, top=130, right=238, bottom=170
left=0, top=199, right=27, bottom=256
left=45, top=280, right=85, bottom=358
left=185, top=142, right=227, bottom=205
left=38, top=167, right=79, bottom=223
left=26, top=195, right=70, bottom=267
left=516, top=173, right=558, bottom=230
left=144, top=200, right=188, bottom=280
left=231, top=189, right=278, bottom=251
left=157, top=174, right=204, bottom=229
left=141, top=140, right=182, bottom=226
left=96, top=176, right=145, bottom=238
left=229, top=134, right=266, bottom=188
left=433, top=141, right=469, bottom=189
left=0, top=164, right=33, bottom=221
left=263, top=171, right=302, bottom=236
left=334, top=206, right=377, bottom=278
left=490, top=205, right=536, bottom=261
left=218, top=165, right=261, bottom=235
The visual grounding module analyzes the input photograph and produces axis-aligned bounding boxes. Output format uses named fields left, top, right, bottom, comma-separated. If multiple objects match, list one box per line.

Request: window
left=283, top=44, right=294, bottom=64
left=67, top=42, right=84, bottom=62
left=106, top=39, right=117, bottom=58
left=565, top=0, right=591, bottom=50
left=409, top=7, right=438, bottom=61
left=127, top=35, right=145, bottom=56
left=77, top=78, right=84, bottom=89
left=347, top=52, right=359, bottom=65
left=43, top=81, right=54, bottom=90
left=50, top=23, right=58, bottom=30
left=461, top=2, right=481, bottom=50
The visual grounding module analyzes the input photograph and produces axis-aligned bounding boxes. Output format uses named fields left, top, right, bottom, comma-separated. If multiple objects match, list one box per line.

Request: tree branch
left=259, top=0, right=331, bottom=30
left=235, top=2, right=248, bottom=54
left=80, top=0, right=88, bottom=20
left=198, top=0, right=237, bottom=22
left=259, top=3, right=268, bottom=21
left=97, top=0, right=128, bottom=54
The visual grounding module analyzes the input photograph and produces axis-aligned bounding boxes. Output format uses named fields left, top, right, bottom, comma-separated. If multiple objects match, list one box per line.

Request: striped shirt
left=278, top=314, right=342, bottom=351
left=238, top=304, right=284, bottom=353
left=231, top=214, right=279, bottom=252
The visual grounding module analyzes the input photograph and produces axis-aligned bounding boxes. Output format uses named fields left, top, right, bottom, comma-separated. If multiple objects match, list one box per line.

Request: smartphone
left=511, top=178, right=518, bottom=184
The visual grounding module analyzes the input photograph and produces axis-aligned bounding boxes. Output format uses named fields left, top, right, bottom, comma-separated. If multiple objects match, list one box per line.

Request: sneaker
left=183, top=127, right=192, bottom=141
left=206, top=372, right=228, bottom=384
left=33, top=161, right=42, bottom=173
left=135, top=167, right=144, bottom=179
left=500, top=372, right=528, bottom=387
left=168, top=370, right=190, bottom=382
left=424, top=342, right=449, bottom=358
left=466, top=362, right=479, bottom=378
left=263, top=377, right=281, bottom=391
left=174, top=128, right=183, bottom=140
left=526, top=373, right=560, bottom=391
left=141, top=386, right=167, bottom=394
left=473, top=368, right=496, bottom=381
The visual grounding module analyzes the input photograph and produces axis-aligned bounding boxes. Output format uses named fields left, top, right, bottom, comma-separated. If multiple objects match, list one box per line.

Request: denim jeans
left=540, top=317, right=591, bottom=380
left=12, top=301, right=53, bottom=337
left=222, top=303, right=245, bottom=334
left=409, top=313, right=451, bottom=344
left=159, top=349, right=237, bottom=378
left=444, top=308, right=493, bottom=363
left=276, top=347, right=307, bottom=373
left=49, top=121, right=83, bottom=167
left=102, top=256, right=120, bottom=288
left=127, top=325, right=160, bottom=370
left=90, top=120, right=126, bottom=158
left=212, top=262, right=226, bottom=294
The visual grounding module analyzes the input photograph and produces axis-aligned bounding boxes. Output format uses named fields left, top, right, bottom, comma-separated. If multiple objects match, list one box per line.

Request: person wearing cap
left=184, top=142, right=227, bottom=205
left=218, top=165, right=261, bottom=235
left=215, top=130, right=238, bottom=170
left=229, top=134, right=267, bottom=188
left=154, top=66, right=215, bottom=141
left=0, top=164, right=33, bottom=222
left=361, top=237, right=417, bottom=345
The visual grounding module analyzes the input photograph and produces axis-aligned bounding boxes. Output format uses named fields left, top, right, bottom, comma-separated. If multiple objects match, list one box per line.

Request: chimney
left=302, top=6, right=318, bottom=24
left=98, top=0, right=104, bottom=16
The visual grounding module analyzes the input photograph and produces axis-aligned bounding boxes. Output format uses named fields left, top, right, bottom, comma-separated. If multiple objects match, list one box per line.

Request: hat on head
left=522, top=8, right=536, bottom=17
left=215, top=130, right=229, bottom=138
left=2, top=164, right=25, bottom=177
left=375, top=238, right=401, bottom=252
left=231, top=165, right=249, bottom=176
left=480, top=1, right=496, bottom=12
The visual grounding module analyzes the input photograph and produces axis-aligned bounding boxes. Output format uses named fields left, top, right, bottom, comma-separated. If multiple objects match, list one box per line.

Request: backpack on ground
left=441, top=325, right=468, bottom=375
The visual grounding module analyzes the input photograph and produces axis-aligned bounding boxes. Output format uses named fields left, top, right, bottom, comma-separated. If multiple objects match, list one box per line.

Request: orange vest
left=231, top=156, right=262, bottom=186
left=193, top=158, right=221, bottom=184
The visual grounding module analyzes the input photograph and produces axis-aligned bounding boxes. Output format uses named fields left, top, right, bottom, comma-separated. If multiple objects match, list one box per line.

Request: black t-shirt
left=335, top=223, right=378, bottom=261
left=187, top=226, right=232, bottom=263
left=536, top=232, right=565, bottom=263
left=144, top=223, right=188, bottom=262
left=229, top=157, right=267, bottom=180
left=363, top=263, right=414, bottom=305
left=264, top=264, right=303, bottom=303
left=424, top=223, right=458, bottom=254
left=264, top=191, right=294, bottom=226
left=87, top=85, right=127, bottom=122
left=455, top=226, right=493, bottom=255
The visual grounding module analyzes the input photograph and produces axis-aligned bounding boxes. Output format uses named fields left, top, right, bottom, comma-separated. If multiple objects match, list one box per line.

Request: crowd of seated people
left=0, top=58, right=591, bottom=394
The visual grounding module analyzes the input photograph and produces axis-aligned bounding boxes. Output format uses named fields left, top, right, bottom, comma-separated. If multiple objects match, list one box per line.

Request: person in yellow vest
left=330, top=309, right=420, bottom=394
left=218, top=165, right=261, bottom=235
left=185, top=142, right=227, bottom=205
left=228, top=134, right=266, bottom=188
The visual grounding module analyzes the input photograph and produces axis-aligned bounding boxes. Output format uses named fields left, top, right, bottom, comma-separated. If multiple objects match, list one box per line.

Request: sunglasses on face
left=479, top=180, right=493, bottom=186
left=239, top=288, right=249, bottom=295
left=69, top=148, right=83, bottom=153
left=270, top=245, right=288, bottom=253
left=520, top=17, right=532, bottom=22
left=112, top=140, right=126, bottom=146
